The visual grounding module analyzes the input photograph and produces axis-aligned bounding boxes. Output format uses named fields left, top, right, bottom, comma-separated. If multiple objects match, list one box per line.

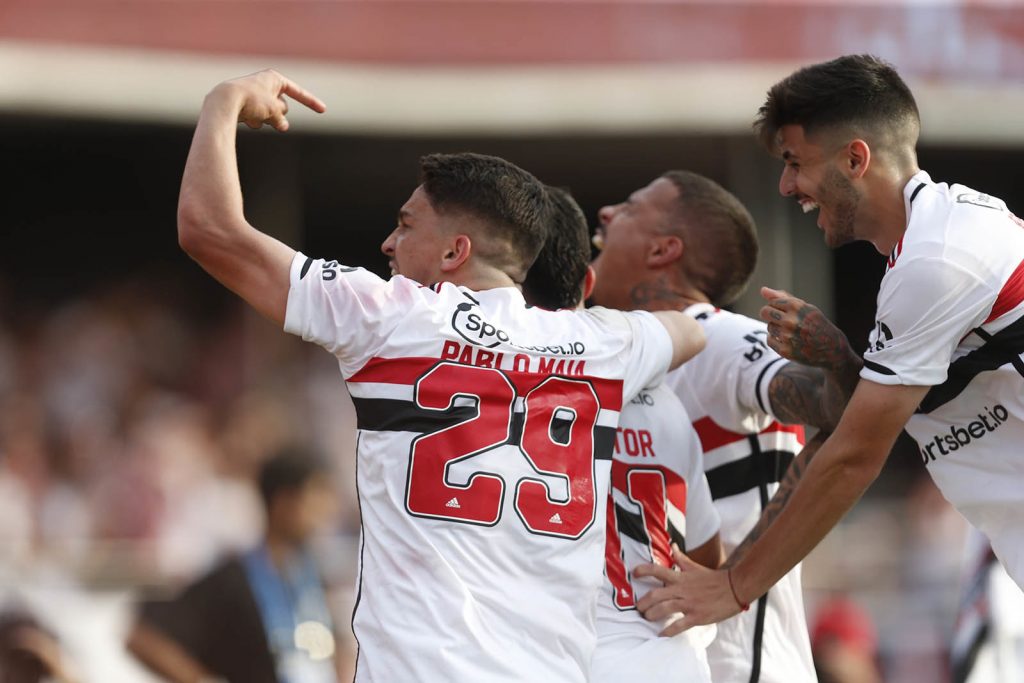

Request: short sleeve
left=670, top=311, right=788, bottom=431
left=284, top=252, right=422, bottom=376
left=618, top=310, right=675, bottom=400
left=862, top=257, right=994, bottom=386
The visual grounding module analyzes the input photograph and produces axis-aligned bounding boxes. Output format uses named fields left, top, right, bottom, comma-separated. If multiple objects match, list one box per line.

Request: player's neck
left=628, top=274, right=707, bottom=313
left=443, top=261, right=519, bottom=292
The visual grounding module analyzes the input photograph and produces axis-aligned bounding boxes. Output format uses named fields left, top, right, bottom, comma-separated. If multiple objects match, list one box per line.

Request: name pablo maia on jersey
left=440, top=340, right=588, bottom=376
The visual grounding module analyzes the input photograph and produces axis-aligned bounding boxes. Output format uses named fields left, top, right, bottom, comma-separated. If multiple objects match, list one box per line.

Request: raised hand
left=759, top=286, right=854, bottom=371
left=211, top=69, right=327, bottom=132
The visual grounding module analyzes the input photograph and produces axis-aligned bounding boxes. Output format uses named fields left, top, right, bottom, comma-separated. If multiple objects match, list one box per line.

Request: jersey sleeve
left=284, top=252, right=419, bottom=377
left=619, top=310, right=675, bottom=400
left=671, top=312, right=789, bottom=431
left=862, top=256, right=994, bottom=386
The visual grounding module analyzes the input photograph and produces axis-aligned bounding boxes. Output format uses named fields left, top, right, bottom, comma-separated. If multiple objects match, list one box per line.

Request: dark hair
left=419, top=153, right=551, bottom=281
left=754, top=54, right=920, bottom=154
left=522, top=186, right=591, bottom=310
left=661, top=171, right=758, bottom=307
left=258, top=446, right=328, bottom=512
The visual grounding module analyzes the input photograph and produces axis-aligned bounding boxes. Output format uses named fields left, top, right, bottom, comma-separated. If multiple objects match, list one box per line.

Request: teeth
left=591, top=233, right=605, bottom=250
left=800, top=200, right=819, bottom=214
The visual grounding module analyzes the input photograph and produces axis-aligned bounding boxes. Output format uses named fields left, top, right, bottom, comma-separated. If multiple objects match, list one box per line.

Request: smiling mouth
left=389, top=261, right=398, bottom=276
left=799, top=199, right=819, bottom=214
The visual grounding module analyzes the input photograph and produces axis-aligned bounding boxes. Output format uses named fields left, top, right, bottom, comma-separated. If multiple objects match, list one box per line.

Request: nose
left=779, top=165, right=797, bottom=197
left=381, top=230, right=397, bottom=257
left=597, top=203, right=617, bottom=226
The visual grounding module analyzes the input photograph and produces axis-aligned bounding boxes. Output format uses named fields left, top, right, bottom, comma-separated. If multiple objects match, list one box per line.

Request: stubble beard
left=819, top=166, right=859, bottom=249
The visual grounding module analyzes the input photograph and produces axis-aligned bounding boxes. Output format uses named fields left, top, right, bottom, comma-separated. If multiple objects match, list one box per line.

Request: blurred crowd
left=0, top=273, right=360, bottom=680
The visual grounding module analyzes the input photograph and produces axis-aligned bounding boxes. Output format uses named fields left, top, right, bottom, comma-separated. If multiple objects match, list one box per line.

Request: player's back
left=284, top=256, right=674, bottom=682
left=592, top=383, right=718, bottom=683
left=665, top=304, right=815, bottom=683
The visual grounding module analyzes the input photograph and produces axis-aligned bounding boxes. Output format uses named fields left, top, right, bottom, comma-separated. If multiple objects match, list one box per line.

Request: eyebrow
left=398, top=208, right=412, bottom=223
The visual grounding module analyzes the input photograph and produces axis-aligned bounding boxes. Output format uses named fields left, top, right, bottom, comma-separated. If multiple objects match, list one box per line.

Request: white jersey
left=862, top=170, right=1024, bottom=588
left=665, top=304, right=816, bottom=683
left=593, top=383, right=719, bottom=683
left=283, top=254, right=673, bottom=683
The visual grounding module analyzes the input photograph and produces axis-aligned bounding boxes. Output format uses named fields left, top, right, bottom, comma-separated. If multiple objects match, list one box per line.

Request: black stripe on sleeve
left=754, top=357, right=786, bottom=415
left=862, top=358, right=897, bottom=376
left=705, top=450, right=794, bottom=501
left=299, top=256, right=314, bottom=280
left=909, top=182, right=926, bottom=204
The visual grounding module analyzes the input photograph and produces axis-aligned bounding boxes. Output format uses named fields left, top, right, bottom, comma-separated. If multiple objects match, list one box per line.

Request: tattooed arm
left=724, top=431, right=827, bottom=567
left=760, top=286, right=862, bottom=432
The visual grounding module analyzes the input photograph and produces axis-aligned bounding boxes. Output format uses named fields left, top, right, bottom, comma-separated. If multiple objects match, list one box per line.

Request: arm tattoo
left=769, top=304, right=862, bottom=431
left=724, top=431, right=827, bottom=568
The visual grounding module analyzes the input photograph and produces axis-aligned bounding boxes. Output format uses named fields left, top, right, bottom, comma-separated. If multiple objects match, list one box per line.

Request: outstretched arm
left=177, top=69, right=326, bottom=326
left=760, top=286, right=862, bottom=432
left=634, top=379, right=927, bottom=634
left=652, top=310, right=706, bottom=370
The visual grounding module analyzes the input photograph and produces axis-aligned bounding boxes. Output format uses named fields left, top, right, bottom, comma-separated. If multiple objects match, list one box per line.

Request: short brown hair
left=754, top=54, right=920, bottom=154
left=522, top=186, right=590, bottom=310
left=419, top=153, right=551, bottom=281
left=661, top=171, right=758, bottom=307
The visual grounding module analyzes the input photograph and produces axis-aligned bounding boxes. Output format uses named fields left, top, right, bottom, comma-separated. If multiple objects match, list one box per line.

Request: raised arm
left=652, top=310, right=706, bottom=370
left=759, top=286, right=862, bottom=432
left=177, top=69, right=326, bottom=325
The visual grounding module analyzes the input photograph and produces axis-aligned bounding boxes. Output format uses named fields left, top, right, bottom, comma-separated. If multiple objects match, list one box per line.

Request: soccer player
left=176, top=69, right=705, bottom=683
left=588, top=170, right=861, bottom=683
left=523, top=187, right=723, bottom=682
left=658, top=53, right=1024, bottom=628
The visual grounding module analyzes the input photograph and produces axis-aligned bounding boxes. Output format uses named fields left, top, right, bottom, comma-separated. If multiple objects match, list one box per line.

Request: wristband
left=727, top=568, right=750, bottom=612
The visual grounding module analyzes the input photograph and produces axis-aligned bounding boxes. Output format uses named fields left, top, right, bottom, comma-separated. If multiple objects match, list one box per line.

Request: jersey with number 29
left=283, top=253, right=674, bottom=683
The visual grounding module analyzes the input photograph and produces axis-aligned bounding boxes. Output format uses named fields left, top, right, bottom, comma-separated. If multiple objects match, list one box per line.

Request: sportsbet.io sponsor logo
left=450, top=302, right=586, bottom=354
left=452, top=302, right=510, bottom=348
left=919, top=404, right=1010, bottom=464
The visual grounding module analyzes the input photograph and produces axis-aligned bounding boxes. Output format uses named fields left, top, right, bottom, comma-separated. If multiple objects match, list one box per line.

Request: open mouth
left=799, top=199, right=819, bottom=214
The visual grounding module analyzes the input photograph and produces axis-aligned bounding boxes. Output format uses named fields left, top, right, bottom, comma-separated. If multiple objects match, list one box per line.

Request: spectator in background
left=810, top=596, right=881, bottom=683
left=126, top=446, right=341, bottom=683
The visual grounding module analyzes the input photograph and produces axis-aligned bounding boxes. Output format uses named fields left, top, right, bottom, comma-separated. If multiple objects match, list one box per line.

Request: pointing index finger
left=280, top=77, right=327, bottom=114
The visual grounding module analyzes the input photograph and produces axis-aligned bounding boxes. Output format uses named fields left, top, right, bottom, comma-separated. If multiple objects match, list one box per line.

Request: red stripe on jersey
left=349, top=355, right=624, bottom=411
left=984, top=258, right=1024, bottom=324
left=610, top=463, right=688, bottom=512
left=693, top=416, right=805, bottom=453
left=887, top=237, right=905, bottom=270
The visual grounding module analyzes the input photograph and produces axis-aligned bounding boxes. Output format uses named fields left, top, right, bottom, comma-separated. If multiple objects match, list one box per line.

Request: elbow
left=177, top=199, right=204, bottom=258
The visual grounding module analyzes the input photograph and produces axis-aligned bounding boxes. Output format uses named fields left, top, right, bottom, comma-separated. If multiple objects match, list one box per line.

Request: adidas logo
left=549, top=513, right=562, bottom=525
left=446, top=497, right=461, bottom=509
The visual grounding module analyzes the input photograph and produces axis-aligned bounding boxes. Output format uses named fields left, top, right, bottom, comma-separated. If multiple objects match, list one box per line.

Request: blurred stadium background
left=2, top=1, right=1023, bottom=680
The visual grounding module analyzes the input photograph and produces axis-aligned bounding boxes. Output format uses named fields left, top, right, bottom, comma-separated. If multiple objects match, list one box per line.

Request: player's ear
left=582, top=266, right=596, bottom=302
left=846, top=139, right=871, bottom=179
left=646, top=234, right=683, bottom=268
left=440, top=234, right=472, bottom=273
